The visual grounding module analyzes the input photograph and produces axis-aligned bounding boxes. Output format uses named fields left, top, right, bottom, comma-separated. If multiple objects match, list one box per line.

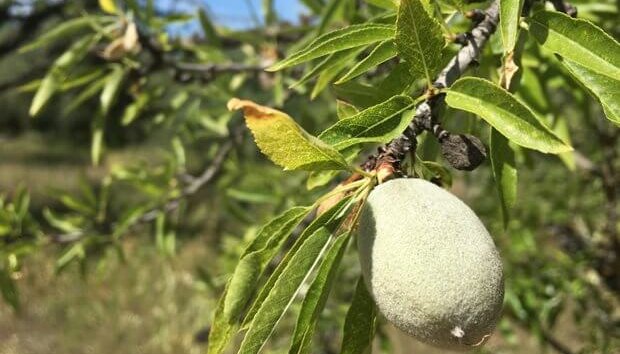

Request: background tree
left=0, top=0, right=618, bottom=353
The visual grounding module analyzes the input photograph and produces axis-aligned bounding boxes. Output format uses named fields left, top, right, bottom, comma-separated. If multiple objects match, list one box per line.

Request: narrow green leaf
left=91, top=113, right=105, bottom=165
left=395, top=0, right=445, bottom=85
left=207, top=287, right=239, bottom=354
left=307, top=147, right=360, bottom=190
left=64, top=76, right=107, bottom=115
left=317, top=0, right=346, bottom=34
left=319, top=95, right=415, bottom=150
left=336, top=40, right=397, bottom=84
left=100, top=65, right=125, bottom=115
left=224, top=253, right=260, bottom=320
left=499, top=0, right=524, bottom=54
left=267, top=24, right=395, bottom=71
left=262, top=0, right=277, bottom=25
left=238, top=227, right=333, bottom=354
left=243, top=196, right=353, bottom=326
left=365, top=0, right=398, bottom=10
left=336, top=100, right=359, bottom=120
left=291, top=49, right=359, bottom=89
left=528, top=11, right=620, bottom=80
left=490, top=129, right=517, bottom=228
left=340, top=277, right=377, bottom=354
left=121, top=93, right=149, bottom=125
left=289, top=232, right=350, bottom=354
left=552, top=117, right=576, bottom=170
left=333, top=82, right=382, bottom=109
left=31, top=35, right=98, bottom=116
left=311, top=48, right=365, bottom=99
left=375, top=62, right=415, bottom=101
left=299, top=0, right=324, bottom=13
left=20, top=17, right=93, bottom=53
left=228, top=99, right=348, bottom=171
left=446, top=77, right=572, bottom=154
left=29, top=73, right=58, bottom=117
left=561, top=58, right=620, bottom=125
left=0, top=268, right=19, bottom=311
left=197, top=9, right=222, bottom=47
left=223, top=206, right=311, bottom=321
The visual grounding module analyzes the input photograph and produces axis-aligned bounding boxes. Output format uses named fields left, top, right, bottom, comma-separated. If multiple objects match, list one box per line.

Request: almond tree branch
left=366, top=0, right=500, bottom=174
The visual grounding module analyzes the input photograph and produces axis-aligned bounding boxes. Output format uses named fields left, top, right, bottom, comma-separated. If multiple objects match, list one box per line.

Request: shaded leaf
left=223, top=206, right=311, bottom=321
left=228, top=99, right=348, bottom=171
left=289, top=232, right=350, bottom=354
left=243, top=196, right=353, bottom=326
left=291, top=49, right=360, bottom=89
left=319, top=95, right=415, bottom=150
left=446, top=77, right=572, bottom=154
left=311, top=48, right=365, bottom=99
left=20, top=17, right=93, bottom=53
left=528, top=11, right=620, bottom=80
left=336, top=100, right=359, bottom=120
left=395, top=0, right=445, bottom=85
left=268, top=24, right=395, bottom=71
left=490, top=129, right=517, bottom=228
left=336, top=40, right=397, bottom=83
left=198, top=9, right=222, bottom=47
left=561, top=58, right=620, bottom=125
left=307, top=147, right=360, bottom=190
left=238, top=227, right=333, bottom=354
left=0, top=268, right=19, bottom=311
left=340, top=277, right=377, bottom=354
left=333, top=81, right=382, bottom=109
left=207, top=287, right=239, bottom=354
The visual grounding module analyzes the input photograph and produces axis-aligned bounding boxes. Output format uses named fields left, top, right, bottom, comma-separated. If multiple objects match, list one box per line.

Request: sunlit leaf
left=100, top=65, right=125, bottom=115
left=228, top=99, right=348, bottom=171
left=499, top=0, right=524, bottom=54
left=395, top=0, right=445, bottom=85
left=267, top=24, right=395, bottom=71
left=561, top=58, right=620, bottom=125
left=319, top=95, right=415, bottom=150
left=446, top=78, right=572, bottom=154
left=528, top=11, right=620, bottom=80
left=99, top=0, right=118, bottom=14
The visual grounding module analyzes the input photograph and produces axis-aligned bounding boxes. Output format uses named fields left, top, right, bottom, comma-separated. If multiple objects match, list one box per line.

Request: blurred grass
left=0, top=241, right=215, bottom=354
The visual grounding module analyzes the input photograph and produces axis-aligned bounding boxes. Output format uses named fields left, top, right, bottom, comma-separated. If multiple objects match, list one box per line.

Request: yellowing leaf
left=99, top=0, right=118, bottom=14
left=227, top=99, right=348, bottom=171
